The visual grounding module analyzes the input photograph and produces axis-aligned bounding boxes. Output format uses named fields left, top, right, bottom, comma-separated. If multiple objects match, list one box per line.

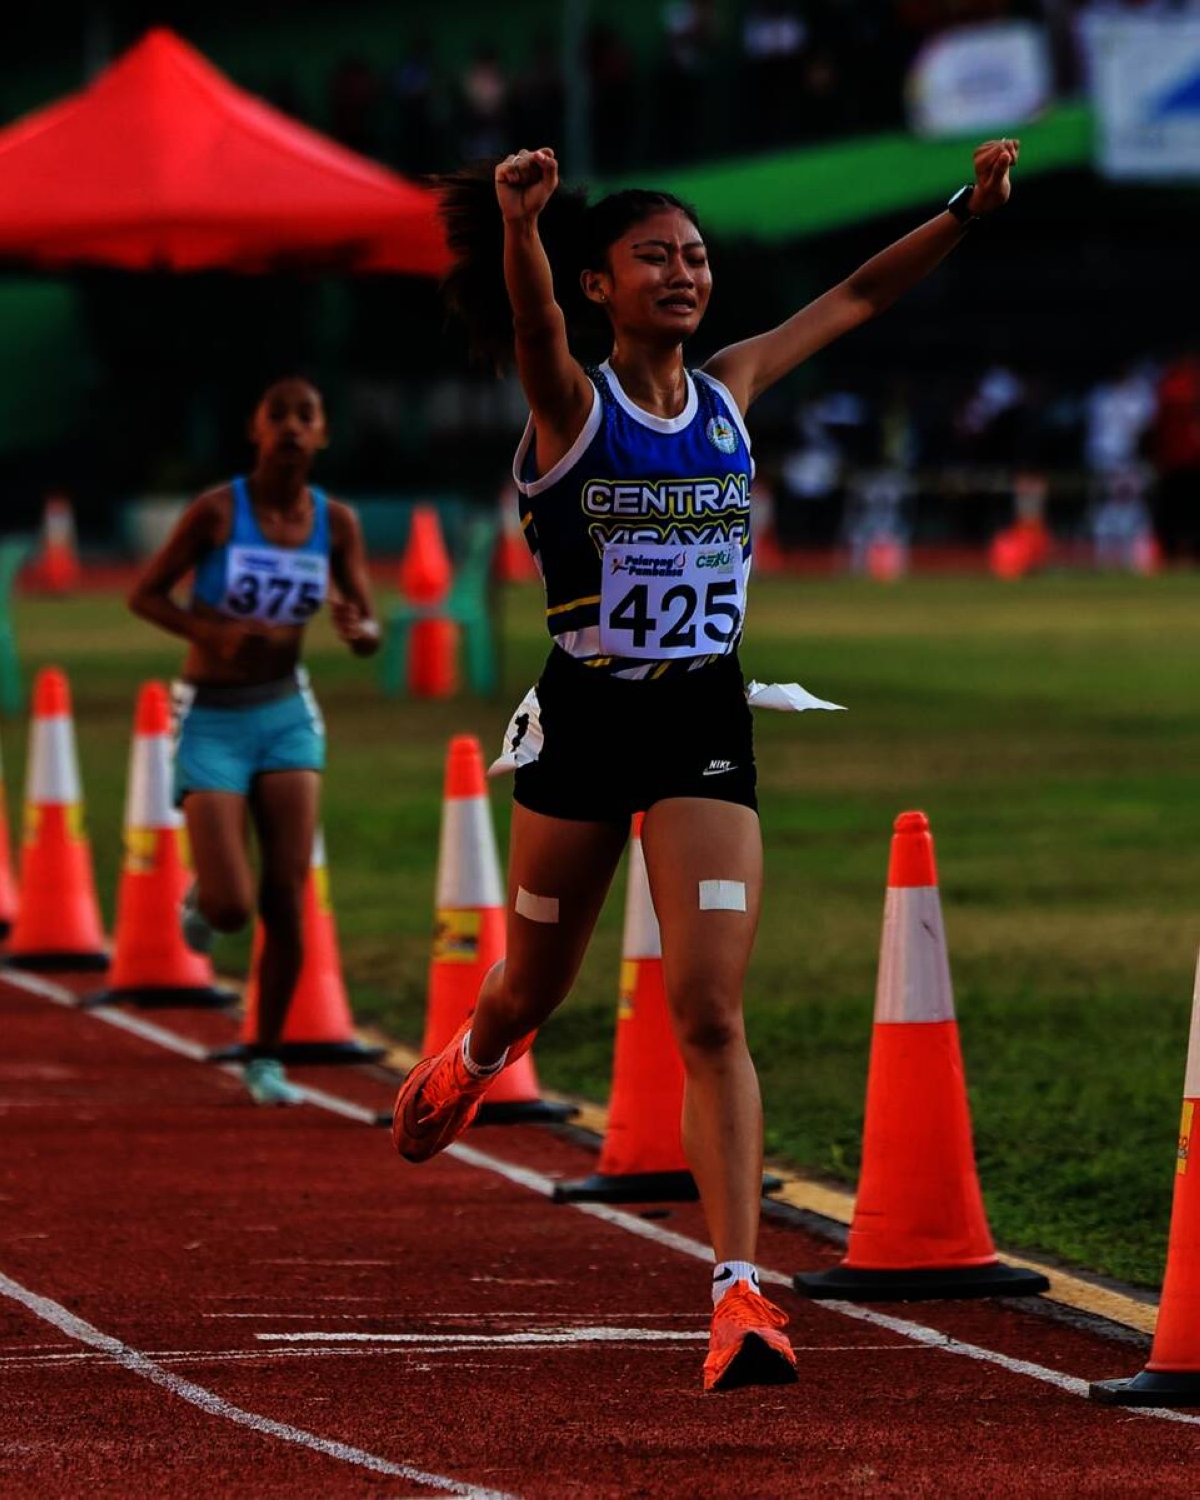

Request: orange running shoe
left=391, top=1016, right=534, bottom=1164
left=703, top=1281, right=798, bottom=1392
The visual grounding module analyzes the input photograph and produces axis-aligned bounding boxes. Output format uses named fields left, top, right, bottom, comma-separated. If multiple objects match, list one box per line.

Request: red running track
left=0, top=972, right=1197, bottom=1498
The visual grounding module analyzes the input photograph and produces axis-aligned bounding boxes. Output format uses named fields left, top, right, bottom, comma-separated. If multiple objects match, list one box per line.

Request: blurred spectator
left=392, top=34, right=444, bottom=174
left=654, top=0, right=720, bottom=164
left=740, top=2, right=808, bottom=147
left=460, top=44, right=510, bottom=160
left=328, top=56, right=381, bottom=157
left=512, top=33, right=565, bottom=150
left=588, top=23, right=639, bottom=171
left=1084, top=359, right=1156, bottom=474
left=1153, top=349, right=1200, bottom=560
left=1090, top=463, right=1157, bottom=572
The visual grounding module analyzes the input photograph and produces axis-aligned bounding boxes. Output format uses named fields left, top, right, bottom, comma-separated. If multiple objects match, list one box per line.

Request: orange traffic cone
left=211, top=829, right=383, bottom=1064
left=87, top=683, right=236, bottom=1009
left=30, top=495, right=82, bottom=593
left=494, top=481, right=538, bottom=584
left=423, top=734, right=572, bottom=1125
left=6, top=668, right=107, bottom=971
left=796, top=812, right=1048, bottom=1301
left=1091, top=949, right=1200, bottom=1406
left=555, top=815, right=694, bottom=1201
left=0, top=724, right=19, bottom=938
left=400, top=505, right=456, bottom=698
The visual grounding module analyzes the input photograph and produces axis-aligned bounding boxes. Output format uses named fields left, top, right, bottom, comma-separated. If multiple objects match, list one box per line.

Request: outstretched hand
left=495, top=147, right=559, bottom=222
left=969, top=138, right=1019, bottom=215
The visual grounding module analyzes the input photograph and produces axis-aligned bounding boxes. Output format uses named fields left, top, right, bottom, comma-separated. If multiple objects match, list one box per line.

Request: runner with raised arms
left=392, top=140, right=1018, bottom=1390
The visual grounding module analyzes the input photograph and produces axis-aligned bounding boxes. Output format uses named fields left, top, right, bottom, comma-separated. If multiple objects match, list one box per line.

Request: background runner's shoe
left=179, top=880, right=214, bottom=956
left=391, top=1017, right=535, bottom=1163
left=243, top=1057, right=304, bottom=1106
left=703, top=1281, right=798, bottom=1392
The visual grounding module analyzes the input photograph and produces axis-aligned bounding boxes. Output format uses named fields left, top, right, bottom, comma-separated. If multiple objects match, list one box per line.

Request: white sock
left=461, top=1030, right=508, bottom=1078
left=712, top=1261, right=761, bottom=1306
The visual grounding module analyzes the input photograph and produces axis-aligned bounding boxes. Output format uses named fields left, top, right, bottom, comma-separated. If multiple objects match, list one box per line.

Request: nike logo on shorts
left=702, top=759, right=736, bottom=776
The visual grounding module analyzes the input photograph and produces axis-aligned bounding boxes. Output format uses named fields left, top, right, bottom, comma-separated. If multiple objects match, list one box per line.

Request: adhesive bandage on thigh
left=698, top=880, right=747, bottom=913
left=515, top=886, right=560, bottom=924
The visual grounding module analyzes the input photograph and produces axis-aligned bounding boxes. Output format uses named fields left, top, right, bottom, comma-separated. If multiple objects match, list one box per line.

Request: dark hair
left=436, top=163, right=703, bottom=371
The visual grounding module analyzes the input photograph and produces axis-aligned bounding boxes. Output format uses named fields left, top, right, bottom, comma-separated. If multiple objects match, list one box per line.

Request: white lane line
left=7, top=969, right=1199, bottom=1433
left=0, top=1269, right=515, bottom=1499
left=258, top=1328, right=708, bottom=1346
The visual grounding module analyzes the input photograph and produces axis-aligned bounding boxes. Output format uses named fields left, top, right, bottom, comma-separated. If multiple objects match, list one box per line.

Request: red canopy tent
left=0, top=28, right=447, bottom=274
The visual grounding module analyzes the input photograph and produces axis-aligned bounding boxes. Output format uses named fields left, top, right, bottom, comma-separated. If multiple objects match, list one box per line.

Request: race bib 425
left=599, top=541, right=744, bottom=660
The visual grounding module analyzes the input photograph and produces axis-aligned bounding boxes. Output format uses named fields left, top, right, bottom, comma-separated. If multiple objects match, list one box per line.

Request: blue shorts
left=171, top=671, right=326, bottom=805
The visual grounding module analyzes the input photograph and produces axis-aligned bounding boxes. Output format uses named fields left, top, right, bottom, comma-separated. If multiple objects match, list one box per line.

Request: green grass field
left=11, top=573, right=1200, bottom=1287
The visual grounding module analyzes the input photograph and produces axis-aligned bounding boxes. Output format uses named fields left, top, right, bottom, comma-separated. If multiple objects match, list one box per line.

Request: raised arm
left=704, top=139, right=1019, bottom=413
left=496, top=148, right=594, bottom=473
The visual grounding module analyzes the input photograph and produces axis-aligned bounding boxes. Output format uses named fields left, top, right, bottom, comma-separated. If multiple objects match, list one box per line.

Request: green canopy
left=610, top=103, right=1094, bottom=241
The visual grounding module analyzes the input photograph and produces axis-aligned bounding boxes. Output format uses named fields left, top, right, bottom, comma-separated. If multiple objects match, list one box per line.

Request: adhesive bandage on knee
left=515, top=886, right=559, bottom=924
left=698, top=880, right=747, bottom=913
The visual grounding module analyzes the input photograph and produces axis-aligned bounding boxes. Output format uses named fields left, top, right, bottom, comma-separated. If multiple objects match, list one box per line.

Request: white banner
left=906, top=20, right=1053, bottom=139
left=1088, top=15, right=1200, bottom=180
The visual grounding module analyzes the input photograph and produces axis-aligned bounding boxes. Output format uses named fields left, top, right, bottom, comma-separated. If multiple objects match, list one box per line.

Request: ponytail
left=436, top=163, right=703, bottom=373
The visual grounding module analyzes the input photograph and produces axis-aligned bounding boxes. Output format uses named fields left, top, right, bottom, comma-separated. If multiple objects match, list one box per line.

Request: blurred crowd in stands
left=764, top=348, right=1200, bottom=568
left=259, top=0, right=1189, bottom=176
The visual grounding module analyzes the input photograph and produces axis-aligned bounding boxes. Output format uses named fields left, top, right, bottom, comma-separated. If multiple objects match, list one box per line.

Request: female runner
left=393, top=140, right=1018, bottom=1389
left=129, top=377, right=380, bottom=1105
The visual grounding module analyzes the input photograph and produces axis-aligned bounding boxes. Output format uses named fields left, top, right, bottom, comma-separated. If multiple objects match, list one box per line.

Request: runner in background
left=128, top=377, right=379, bottom=1105
left=393, top=139, right=1018, bottom=1389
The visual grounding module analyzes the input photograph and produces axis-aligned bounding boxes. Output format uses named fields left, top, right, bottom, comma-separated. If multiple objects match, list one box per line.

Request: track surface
left=1, top=975, right=1197, bottom=1498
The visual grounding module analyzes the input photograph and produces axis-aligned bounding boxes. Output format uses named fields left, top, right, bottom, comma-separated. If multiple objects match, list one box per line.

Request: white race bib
left=222, top=545, right=328, bottom=626
left=599, top=540, right=744, bottom=660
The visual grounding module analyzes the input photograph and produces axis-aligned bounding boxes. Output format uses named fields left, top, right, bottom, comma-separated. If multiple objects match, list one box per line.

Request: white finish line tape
left=5, top=968, right=1200, bottom=1435
left=515, top=887, right=559, bottom=924
left=698, top=880, right=747, bottom=912
left=0, top=1269, right=514, bottom=1498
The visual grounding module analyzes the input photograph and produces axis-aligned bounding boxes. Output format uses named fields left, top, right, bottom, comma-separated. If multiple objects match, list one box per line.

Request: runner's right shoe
left=391, top=1016, right=534, bottom=1163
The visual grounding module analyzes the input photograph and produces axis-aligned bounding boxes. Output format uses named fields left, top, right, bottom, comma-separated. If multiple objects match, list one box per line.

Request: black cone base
left=1090, top=1369, right=1200, bottom=1407
left=796, top=1260, right=1050, bottom=1302
left=0, top=919, right=11, bottom=940
left=554, top=1169, right=784, bottom=1205
left=6, top=950, right=110, bottom=973
left=83, top=985, right=239, bottom=1011
left=208, top=1040, right=386, bottom=1064
left=474, top=1099, right=578, bottom=1126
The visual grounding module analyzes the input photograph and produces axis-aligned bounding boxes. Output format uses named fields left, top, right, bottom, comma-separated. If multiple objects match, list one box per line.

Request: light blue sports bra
left=192, top=477, right=330, bottom=626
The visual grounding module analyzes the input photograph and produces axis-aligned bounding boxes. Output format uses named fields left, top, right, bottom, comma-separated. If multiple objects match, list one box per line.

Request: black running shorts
left=513, top=647, right=757, bottom=824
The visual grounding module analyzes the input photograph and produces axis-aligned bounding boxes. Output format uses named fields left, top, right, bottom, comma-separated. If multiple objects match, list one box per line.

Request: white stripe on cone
left=26, top=717, right=83, bottom=806
left=1185, top=951, right=1200, bottom=1100
left=874, top=886, right=955, bottom=1025
left=436, top=800, right=503, bottom=909
left=124, top=734, right=182, bottom=832
left=624, top=832, right=661, bottom=962
left=312, top=827, right=327, bottom=871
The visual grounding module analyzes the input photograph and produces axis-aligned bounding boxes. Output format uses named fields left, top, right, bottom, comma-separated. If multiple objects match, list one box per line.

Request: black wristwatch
left=946, top=185, right=979, bottom=225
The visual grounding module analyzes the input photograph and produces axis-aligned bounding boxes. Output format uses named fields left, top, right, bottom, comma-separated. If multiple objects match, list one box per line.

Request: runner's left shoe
left=179, top=880, right=214, bottom=956
left=391, top=1016, right=534, bottom=1163
left=703, top=1281, right=798, bottom=1392
left=243, top=1057, right=304, bottom=1106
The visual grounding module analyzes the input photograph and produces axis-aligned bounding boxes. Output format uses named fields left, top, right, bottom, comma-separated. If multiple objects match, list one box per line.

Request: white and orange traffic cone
left=29, top=495, right=82, bottom=594
left=796, top=811, right=1048, bottom=1301
left=1092, top=949, right=1200, bottom=1406
left=423, top=734, right=572, bottom=1125
left=87, top=683, right=235, bottom=1009
left=555, top=815, right=696, bottom=1201
left=212, top=829, right=384, bottom=1064
left=0, top=724, right=19, bottom=937
left=400, top=506, right=457, bottom=699
left=6, top=668, right=107, bottom=971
